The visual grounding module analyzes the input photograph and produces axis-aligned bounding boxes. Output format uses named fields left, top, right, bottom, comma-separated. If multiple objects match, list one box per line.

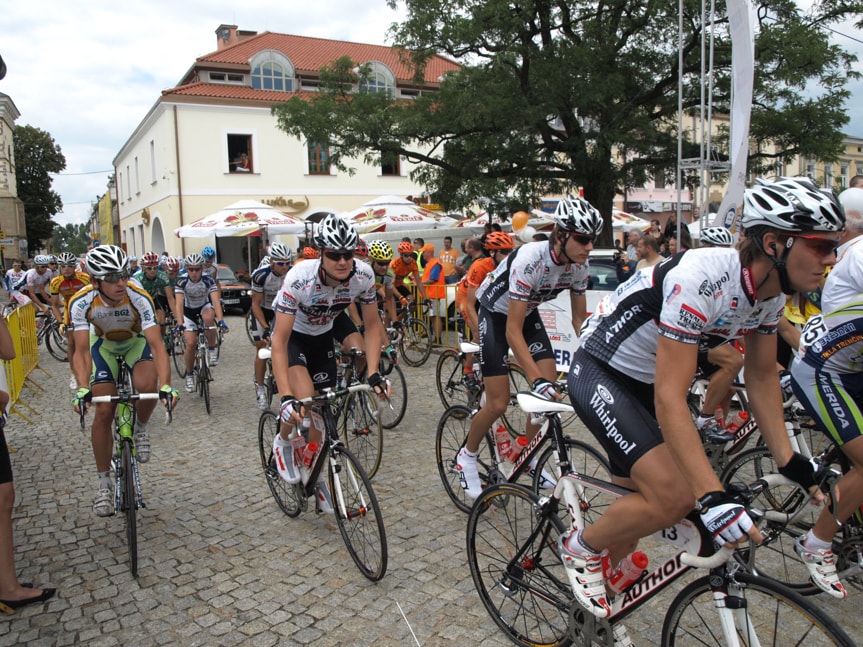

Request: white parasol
left=174, top=199, right=305, bottom=238
left=338, top=195, right=456, bottom=233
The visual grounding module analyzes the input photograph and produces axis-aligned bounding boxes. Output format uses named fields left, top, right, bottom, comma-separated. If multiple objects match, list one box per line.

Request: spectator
left=461, top=238, right=485, bottom=275
left=439, top=236, right=459, bottom=284
left=849, top=174, right=863, bottom=189
left=0, top=311, right=56, bottom=610
left=419, top=244, right=446, bottom=343
left=413, top=237, right=425, bottom=271
left=625, top=230, right=639, bottom=260
left=635, top=235, right=663, bottom=271
left=454, top=239, right=470, bottom=279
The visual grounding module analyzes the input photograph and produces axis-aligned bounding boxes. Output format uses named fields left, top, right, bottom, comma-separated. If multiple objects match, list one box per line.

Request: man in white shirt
left=821, top=187, right=863, bottom=314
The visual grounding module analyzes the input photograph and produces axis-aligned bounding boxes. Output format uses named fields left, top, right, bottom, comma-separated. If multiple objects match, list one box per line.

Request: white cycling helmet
left=56, top=251, right=78, bottom=264
left=85, top=245, right=129, bottom=278
left=268, top=242, right=293, bottom=262
left=314, top=214, right=359, bottom=251
left=553, top=197, right=604, bottom=236
left=33, top=254, right=52, bottom=266
left=700, top=227, right=735, bottom=247
left=742, top=177, right=845, bottom=233
left=184, top=252, right=205, bottom=267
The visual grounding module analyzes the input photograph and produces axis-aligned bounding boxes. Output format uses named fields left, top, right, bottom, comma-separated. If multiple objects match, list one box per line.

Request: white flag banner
left=717, top=0, right=755, bottom=231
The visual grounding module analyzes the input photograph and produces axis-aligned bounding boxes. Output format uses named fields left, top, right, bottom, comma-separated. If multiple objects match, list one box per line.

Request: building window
left=381, top=150, right=400, bottom=176
left=841, top=162, right=849, bottom=187
left=358, top=62, right=395, bottom=96
left=134, top=156, right=140, bottom=194
left=227, top=134, right=253, bottom=173
left=307, top=141, right=330, bottom=175
left=149, top=140, right=156, bottom=183
left=118, top=172, right=124, bottom=203
left=250, top=51, right=294, bottom=92
left=126, top=165, right=131, bottom=199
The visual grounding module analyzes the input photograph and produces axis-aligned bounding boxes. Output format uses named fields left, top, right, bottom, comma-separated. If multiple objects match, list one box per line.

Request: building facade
left=0, top=93, right=27, bottom=262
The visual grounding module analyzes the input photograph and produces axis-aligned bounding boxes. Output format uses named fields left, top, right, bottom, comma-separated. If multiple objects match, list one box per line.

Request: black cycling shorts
left=250, top=308, right=275, bottom=342
left=477, top=307, right=554, bottom=378
left=332, top=311, right=360, bottom=344
left=287, top=329, right=337, bottom=392
left=567, top=347, right=664, bottom=478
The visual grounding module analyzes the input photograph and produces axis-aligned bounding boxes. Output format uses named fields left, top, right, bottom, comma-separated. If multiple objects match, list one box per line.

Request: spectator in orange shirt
left=439, top=236, right=459, bottom=284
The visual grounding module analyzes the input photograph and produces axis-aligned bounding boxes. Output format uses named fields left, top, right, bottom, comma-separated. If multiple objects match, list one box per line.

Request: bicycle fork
left=329, top=452, right=369, bottom=520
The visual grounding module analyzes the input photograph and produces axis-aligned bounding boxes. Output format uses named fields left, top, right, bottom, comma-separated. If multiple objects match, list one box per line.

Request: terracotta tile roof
left=163, top=82, right=296, bottom=101
left=196, top=32, right=459, bottom=85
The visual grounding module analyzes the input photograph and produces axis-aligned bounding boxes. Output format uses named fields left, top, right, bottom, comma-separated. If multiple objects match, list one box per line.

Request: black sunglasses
left=567, top=233, right=596, bottom=246
left=186, top=266, right=203, bottom=272
left=100, top=271, right=130, bottom=284
left=323, top=250, right=354, bottom=262
left=374, top=260, right=390, bottom=266
left=272, top=261, right=290, bottom=267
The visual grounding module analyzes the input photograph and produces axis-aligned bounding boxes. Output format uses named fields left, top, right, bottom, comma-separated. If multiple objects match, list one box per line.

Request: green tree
left=51, top=222, right=91, bottom=256
left=13, top=124, right=65, bottom=252
left=272, top=0, right=861, bottom=241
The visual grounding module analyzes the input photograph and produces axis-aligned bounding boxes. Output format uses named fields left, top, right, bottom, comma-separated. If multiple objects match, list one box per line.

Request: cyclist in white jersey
left=12, top=256, right=52, bottom=313
left=200, top=246, right=221, bottom=296
left=455, top=196, right=600, bottom=500
left=269, top=214, right=387, bottom=513
left=4, top=260, right=24, bottom=302
left=562, top=177, right=843, bottom=619
left=250, top=242, right=292, bottom=409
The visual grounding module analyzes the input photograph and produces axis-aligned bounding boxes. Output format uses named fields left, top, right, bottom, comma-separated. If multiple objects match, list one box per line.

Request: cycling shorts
left=250, top=308, right=275, bottom=342
left=332, top=311, right=360, bottom=344
left=287, top=329, right=337, bottom=392
left=90, top=334, right=153, bottom=386
left=791, top=361, right=863, bottom=447
left=567, top=348, right=664, bottom=477
left=477, top=307, right=554, bottom=378
left=154, top=294, right=169, bottom=313
left=182, top=304, right=215, bottom=330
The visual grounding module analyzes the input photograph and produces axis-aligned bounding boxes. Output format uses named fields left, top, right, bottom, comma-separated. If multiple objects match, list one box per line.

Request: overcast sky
left=2, top=1, right=861, bottom=227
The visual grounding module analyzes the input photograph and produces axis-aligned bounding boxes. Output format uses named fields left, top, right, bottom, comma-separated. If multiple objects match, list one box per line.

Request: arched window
left=250, top=51, right=294, bottom=92
left=358, top=61, right=395, bottom=96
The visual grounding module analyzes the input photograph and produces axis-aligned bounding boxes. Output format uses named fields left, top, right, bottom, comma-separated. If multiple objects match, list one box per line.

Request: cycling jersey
left=14, top=267, right=52, bottom=293
left=4, top=268, right=25, bottom=292
left=49, top=272, right=90, bottom=301
left=250, top=265, right=284, bottom=310
left=273, top=259, right=377, bottom=335
left=822, top=236, right=863, bottom=314
left=374, top=267, right=395, bottom=291
left=174, top=274, right=218, bottom=309
left=476, top=241, right=589, bottom=315
left=798, top=302, right=863, bottom=375
left=390, top=257, right=419, bottom=283
left=69, top=283, right=158, bottom=342
left=579, top=248, right=785, bottom=384
left=132, top=268, right=173, bottom=302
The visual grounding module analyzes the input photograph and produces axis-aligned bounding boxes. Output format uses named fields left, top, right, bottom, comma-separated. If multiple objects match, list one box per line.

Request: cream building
left=0, top=93, right=27, bottom=262
left=112, top=24, right=458, bottom=271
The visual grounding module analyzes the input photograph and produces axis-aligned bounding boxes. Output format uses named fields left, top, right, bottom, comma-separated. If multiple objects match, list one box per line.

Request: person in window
left=233, top=153, right=250, bottom=172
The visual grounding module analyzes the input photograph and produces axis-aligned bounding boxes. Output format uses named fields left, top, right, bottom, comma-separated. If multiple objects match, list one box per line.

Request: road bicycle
left=466, top=392, right=854, bottom=646
left=34, top=309, right=68, bottom=362
left=435, top=385, right=609, bottom=514
left=79, top=356, right=172, bottom=577
left=375, top=352, right=407, bottom=430
left=187, top=318, right=217, bottom=414
left=333, top=347, right=384, bottom=479
left=257, top=384, right=387, bottom=581
left=391, top=298, right=432, bottom=367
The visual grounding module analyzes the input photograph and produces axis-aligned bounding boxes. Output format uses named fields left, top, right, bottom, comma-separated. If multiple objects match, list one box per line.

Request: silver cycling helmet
left=268, top=242, right=293, bottom=262
left=85, top=245, right=129, bottom=278
left=742, top=177, right=845, bottom=233
left=700, top=226, right=735, bottom=247
left=184, top=252, right=205, bottom=267
left=553, top=196, right=604, bottom=236
left=33, top=254, right=52, bottom=266
left=314, top=214, right=359, bottom=251
left=56, top=251, right=78, bottom=264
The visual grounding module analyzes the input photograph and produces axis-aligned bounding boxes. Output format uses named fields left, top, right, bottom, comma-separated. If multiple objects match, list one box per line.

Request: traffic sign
left=0, top=238, right=14, bottom=246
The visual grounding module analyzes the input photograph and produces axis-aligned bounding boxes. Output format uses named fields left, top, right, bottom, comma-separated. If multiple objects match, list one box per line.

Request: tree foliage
left=271, top=0, right=861, bottom=239
left=51, top=222, right=91, bottom=256
left=13, top=124, right=65, bottom=252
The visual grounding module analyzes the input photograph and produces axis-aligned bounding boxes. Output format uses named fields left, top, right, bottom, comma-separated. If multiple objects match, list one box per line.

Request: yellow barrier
left=3, top=303, right=45, bottom=423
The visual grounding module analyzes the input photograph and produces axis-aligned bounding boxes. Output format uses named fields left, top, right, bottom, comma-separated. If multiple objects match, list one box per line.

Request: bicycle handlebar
left=680, top=546, right=735, bottom=569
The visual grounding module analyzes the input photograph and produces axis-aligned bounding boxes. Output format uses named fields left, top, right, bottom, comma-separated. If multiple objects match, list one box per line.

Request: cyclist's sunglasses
left=143, top=264, right=159, bottom=269
left=323, top=250, right=354, bottom=262
left=272, top=261, right=290, bottom=267
left=100, top=271, right=130, bottom=284
left=566, top=232, right=596, bottom=246
left=400, top=254, right=414, bottom=260
left=788, top=233, right=839, bottom=257
left=374, top=260, right=390, bottom=266
left=186, top=266, right=203, bottom=272
left=493, top=248, right=513, bottom=256
left=60, top=263, right=76, bottom=269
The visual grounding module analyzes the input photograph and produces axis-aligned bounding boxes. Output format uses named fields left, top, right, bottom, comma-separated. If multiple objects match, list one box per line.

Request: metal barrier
left=3, top=303, right=45, bottom=423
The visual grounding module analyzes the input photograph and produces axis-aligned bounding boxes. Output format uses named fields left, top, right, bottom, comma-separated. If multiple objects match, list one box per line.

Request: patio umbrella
left=339, top=195, right=456, bottom=233
left=174, top=199, right=305, bottom=238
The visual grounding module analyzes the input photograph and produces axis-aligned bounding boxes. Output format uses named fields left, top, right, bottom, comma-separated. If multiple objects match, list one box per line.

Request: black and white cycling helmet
left=184, top=252, right=205, bottom=267
left=33, top=254, right=52, bottom=266
left=553, top=196, right=604, bottom=236
left=742, top=177, right=845, bottom=233
left=700, top=226, right=735, bottom=247
left=56, top=252, right=78, bottom=264
left=85, top=245, right=128, bottom=278
left=268, top=242, right=293, bottom=262
left=314, top=214, right=359, bottom=251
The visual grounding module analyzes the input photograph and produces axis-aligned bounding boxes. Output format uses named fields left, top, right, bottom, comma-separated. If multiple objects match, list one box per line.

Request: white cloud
left=1, top=1, right=860, bottom=227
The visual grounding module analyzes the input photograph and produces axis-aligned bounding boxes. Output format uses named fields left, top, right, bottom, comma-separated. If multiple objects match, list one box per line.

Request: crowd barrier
left=2, top=303, right=46, bottom=424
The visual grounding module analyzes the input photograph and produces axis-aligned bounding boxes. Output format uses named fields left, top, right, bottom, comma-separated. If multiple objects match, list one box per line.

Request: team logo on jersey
left=677, top=304, right=707, bottom=330
left=698, top=272, right=730, bottom=299
left=664, top=284, right=682, bottom=303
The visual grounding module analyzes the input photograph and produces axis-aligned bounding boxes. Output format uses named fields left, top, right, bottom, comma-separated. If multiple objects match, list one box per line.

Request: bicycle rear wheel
left=379, top=364, right=406, bottom=429
left=467, top=482, right=570, bottom=647
left=502, top=364, right=531, bottom=436
left=45, top=323, right=68, bottom=361
left=662, top=571, right=854, bottom=646
left=257, top=411, right=303, bottom=517
left=329, top=445, right=387, bottom=581
left=119, top=439, right=139, bottom=577
left=436, top=349, right=471, bottom=409
left=245, top=310, right=255, bottom=344
left=340, top=390, right=383, bottom=479
left=399, top=318, right=432, bottom=367
left=435, top=405, right=495, bottom=513
left=172, top=335, right=187, bottom=378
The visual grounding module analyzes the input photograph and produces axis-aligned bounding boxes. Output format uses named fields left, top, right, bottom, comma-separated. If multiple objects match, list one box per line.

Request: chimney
left=215, top=24, right=238, bottom=51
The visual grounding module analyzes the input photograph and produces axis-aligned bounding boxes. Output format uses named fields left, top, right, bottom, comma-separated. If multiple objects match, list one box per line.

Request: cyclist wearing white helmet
left=268, top=214, right=388, bottom=513
left=699, top=226, right=735, bottom=248
left=69, top=245, right=178, bottom=517
left=249, top=242, right=293, bottom=409
left=11, top=255, right=53, bottom=313
left=559, top=178, right=842, bottom=620
left=456, top=196, right=600, bottom=501
left=49, top=252, right=90, bottom=389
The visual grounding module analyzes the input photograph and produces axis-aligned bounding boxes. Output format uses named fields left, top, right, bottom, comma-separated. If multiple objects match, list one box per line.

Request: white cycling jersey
left=822, top=236, right=863, bottom=315
left=250, top=265, right=284, bottom=309
left=476, top=241, right=589, bottom=316
left=273, top=259, right=377, bottom=335
left=174, top=274, right=218, bottom=309
left=580, top=248, right=785, bottom=383
left=14, top=267, right=52, bottom=292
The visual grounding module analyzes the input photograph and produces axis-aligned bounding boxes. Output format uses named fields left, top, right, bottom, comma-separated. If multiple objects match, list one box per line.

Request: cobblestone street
left=2, top=315, right=859, bottom=645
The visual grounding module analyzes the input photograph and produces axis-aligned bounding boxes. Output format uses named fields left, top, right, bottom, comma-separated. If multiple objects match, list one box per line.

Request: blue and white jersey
left=174, top=274, right=218, bottom=309
left=250, top=265, right=284, bottom=310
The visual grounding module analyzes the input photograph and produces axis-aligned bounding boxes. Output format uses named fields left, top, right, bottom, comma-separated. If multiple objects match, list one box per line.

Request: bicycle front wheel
left=329, top=445, right=388, bottom=581
left=199, top=363, right=212, bottom=414
left=257, top=411, right=303, bottom=517
left=340, top=389, right=383, bottom=479
left=245, top=310, right=255, bottom=344
left=399, top=318, right=432, bottom=367
left=172, top=336, right=187, bottom=378
left=435, top=405, right=495, bottom=513
left=662, top=571, right=854, bottom=646
left=436, top=348, right=470, bottom=409
left=467, top=482, right=570, bottom=647
left=119, top=439, right=139, bottom=577
left=379, top=364, right=407, bottom=429
left=502, top=364, right=531, bottom=436
left=45, top=323, right=69, bottom=362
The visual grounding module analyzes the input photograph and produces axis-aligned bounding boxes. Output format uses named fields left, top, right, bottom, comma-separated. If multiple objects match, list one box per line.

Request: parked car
left=216, top=264, right=252, bottom=314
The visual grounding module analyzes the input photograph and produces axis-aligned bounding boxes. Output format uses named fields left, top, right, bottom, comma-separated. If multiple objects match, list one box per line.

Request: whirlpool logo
left=596, top=384, right=614, bottom=404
